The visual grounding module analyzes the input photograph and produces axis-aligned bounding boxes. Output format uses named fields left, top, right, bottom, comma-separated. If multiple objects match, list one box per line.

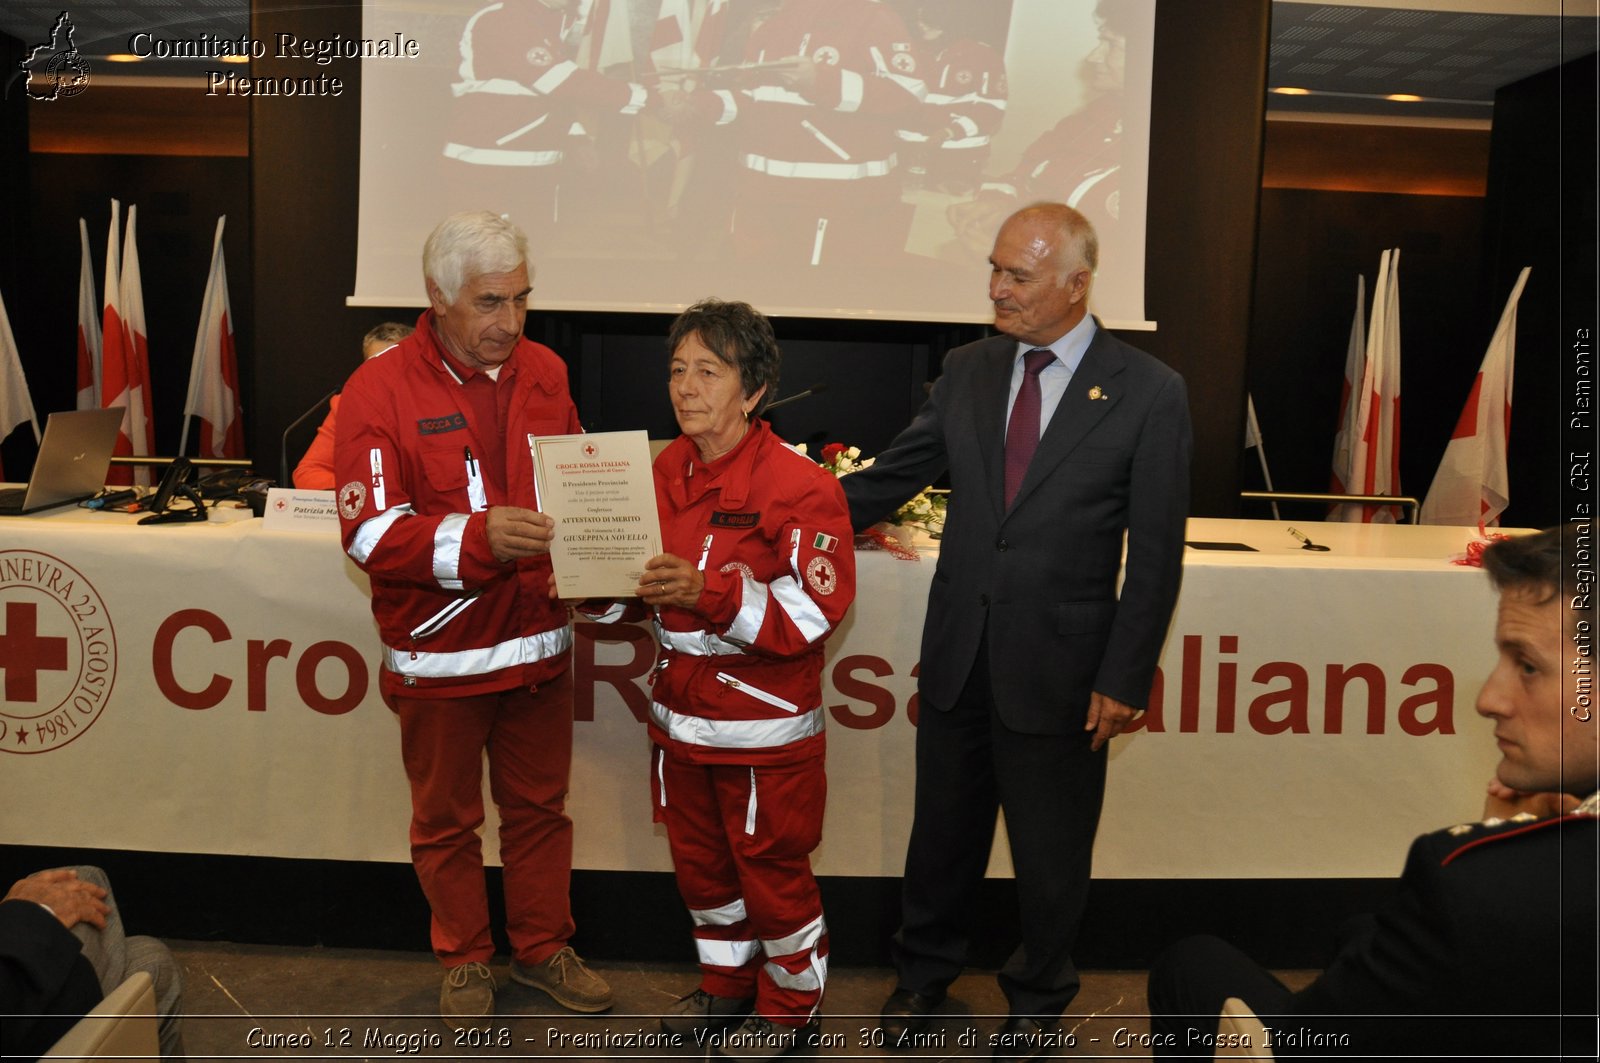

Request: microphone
left=763, top=381, right=828, bottom=414
left=1287, top=526, right=1330, bottom=552
left=280, top=388, right=340, bottom=487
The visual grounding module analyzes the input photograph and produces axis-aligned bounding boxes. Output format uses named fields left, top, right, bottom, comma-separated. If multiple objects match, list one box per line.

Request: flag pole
left=1245, top=393, right=1279, bottom=519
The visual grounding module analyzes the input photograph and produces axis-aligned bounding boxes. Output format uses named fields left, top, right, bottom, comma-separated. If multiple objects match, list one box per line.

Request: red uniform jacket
left=335, top=312, right=581, bottom=702
left=588, top=420, right=855, bottom=765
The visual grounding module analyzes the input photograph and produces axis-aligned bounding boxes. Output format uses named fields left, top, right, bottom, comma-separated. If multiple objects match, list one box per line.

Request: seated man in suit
left=1, top=866, right=186, bottom=1060
left=1146, top=525, right=1598, bottom=1059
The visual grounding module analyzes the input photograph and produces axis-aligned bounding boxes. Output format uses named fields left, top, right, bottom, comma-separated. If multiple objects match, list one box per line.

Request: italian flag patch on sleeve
left=812, top=532, right=838, bottom=553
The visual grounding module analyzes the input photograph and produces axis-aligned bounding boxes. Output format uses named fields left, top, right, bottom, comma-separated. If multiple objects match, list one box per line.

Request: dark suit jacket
left=843, top=324, right=1191, bottom=733
left=1286, top=811, right=1598, bottom=1059
left=0, top=898, right=103, bottom=1061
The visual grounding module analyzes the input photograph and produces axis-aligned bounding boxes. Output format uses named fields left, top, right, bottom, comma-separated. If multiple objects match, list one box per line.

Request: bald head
left=987, top=203, right=1098, bottom=347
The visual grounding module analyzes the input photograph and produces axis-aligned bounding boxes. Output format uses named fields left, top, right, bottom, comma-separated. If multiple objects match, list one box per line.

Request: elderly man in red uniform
left=335, top=211, right=608, bottom=1028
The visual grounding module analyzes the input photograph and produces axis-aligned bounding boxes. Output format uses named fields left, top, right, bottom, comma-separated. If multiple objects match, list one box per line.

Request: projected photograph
left=355, top=0, right=1154, bottom=325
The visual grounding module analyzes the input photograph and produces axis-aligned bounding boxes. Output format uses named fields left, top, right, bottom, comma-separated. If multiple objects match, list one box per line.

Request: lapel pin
left=1087, top=385, right=1107, bottom=401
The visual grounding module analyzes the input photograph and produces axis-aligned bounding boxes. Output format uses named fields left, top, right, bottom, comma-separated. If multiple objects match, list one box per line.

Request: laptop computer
left=0, top=407, right=126, bottom=515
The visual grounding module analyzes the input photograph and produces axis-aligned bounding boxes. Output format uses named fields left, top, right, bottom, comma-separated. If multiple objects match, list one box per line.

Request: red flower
left=821, top=443, right=846, bottom=464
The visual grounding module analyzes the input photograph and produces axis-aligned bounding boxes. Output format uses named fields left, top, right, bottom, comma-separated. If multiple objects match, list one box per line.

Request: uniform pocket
left=420, top=448, right=468, bottom=491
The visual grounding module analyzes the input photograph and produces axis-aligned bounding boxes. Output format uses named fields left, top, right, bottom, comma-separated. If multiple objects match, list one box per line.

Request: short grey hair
left=423, top=211, right=530, bottom=304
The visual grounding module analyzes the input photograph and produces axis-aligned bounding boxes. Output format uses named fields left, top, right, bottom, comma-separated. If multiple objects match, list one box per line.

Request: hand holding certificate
left=530, top=430, right=662, bottom=599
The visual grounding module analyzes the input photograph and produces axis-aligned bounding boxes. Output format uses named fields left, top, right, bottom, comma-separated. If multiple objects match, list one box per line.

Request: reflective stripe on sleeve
left=713, top=88, right=738, bottom=124
left=690, top=897, right=748, bottom=927
left=836, top=69, right=863, bottom=112
left=531, top=59, right=578, bottom=95
left=454, top=2, right=503, bottom=82
left=621, top=83, right=648, bottom=114
left=940, top=133, right=990, bottom=150
left=649, top=702, right=824, bottom=750
left=385, top=626, right=572, bottom=679
left=769, top=575, right=829, bottom=644
left=348, top=504, right=414, bottom=564
left=432, top=513, right=469, bottom=591
left=722, top=574, right=768, bottom=646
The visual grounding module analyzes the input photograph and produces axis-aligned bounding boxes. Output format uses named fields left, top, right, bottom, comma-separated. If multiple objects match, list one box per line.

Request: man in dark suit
left=841, top=201, right=1191, bottom=1059
left=1146, top=525, right=1598, bottom=1060
left=0, top=866, right=186, bottom=1060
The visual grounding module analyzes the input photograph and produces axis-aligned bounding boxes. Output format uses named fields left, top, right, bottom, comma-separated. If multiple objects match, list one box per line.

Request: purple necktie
left=1004, top=348, right=1055, bottom=508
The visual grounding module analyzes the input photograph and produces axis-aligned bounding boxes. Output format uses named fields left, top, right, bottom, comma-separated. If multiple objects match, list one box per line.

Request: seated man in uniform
left=1146, top=525, right=1598, bottom=1059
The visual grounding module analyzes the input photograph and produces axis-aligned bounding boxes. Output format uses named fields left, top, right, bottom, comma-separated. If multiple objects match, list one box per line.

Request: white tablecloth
left=0, top=506, right=1506, bottom=878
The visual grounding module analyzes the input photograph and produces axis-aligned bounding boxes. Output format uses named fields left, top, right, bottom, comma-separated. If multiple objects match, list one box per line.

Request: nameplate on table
left=263, top=488, right=340, bottom=532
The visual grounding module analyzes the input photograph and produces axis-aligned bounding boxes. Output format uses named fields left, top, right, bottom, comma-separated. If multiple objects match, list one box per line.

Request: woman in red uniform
left=589, top=299, right=854, bottom=1059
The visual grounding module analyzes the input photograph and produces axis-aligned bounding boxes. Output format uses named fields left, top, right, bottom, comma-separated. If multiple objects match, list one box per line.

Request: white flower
left=845, top=446, right=861, bottom=460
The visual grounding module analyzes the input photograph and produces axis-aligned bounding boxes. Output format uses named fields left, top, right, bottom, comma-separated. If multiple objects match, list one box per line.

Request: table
left=0, top=505, right=1508, bottom=878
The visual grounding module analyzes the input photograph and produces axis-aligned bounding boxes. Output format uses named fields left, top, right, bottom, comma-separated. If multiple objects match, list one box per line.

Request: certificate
left=531, top=430, right=662, bottom=599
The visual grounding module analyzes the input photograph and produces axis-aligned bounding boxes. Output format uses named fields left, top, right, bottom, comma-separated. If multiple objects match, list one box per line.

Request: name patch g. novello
left=710, top=511, right=760, bottom=528
left=0, top=550, right=117, bottom=754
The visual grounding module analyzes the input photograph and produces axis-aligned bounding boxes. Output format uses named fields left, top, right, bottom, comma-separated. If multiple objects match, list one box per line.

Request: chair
left=41, top=970, right=160, bottom=1062
left=1215, top=996, right=1273, bottom=1059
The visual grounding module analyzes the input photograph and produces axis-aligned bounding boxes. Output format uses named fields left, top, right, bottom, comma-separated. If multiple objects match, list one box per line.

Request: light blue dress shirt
left=1003, top=313, right=1098, bottom=438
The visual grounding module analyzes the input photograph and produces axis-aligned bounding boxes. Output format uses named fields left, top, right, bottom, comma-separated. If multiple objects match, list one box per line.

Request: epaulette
left=1439, top=811, right=1596, bottom=867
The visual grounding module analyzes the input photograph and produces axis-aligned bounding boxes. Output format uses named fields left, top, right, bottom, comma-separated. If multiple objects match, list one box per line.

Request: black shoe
left=712, top=1014, right=821, bottom=1059
left=659, top=987, right=754, bottom=1037
left=989, top=1016, right=1057, bottom=1061
left=878, top=988, right=944, bottom=1049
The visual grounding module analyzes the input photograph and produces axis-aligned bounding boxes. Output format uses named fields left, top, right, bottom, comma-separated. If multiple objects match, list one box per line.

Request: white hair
left=423, top=211, right=530, bottom=303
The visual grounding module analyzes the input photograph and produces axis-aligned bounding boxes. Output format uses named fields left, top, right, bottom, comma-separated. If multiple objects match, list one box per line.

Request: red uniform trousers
left=653, top=749, right=829, bottom=1026
left=394, top=671, right=576, bottom=968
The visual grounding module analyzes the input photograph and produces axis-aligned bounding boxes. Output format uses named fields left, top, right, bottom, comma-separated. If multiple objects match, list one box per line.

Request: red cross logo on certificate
left=583, top=443, right=597, bottom=458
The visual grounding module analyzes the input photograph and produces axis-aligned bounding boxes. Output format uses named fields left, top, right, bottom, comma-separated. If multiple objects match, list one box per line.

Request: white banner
left=0, top=512, right=1502, bottom=878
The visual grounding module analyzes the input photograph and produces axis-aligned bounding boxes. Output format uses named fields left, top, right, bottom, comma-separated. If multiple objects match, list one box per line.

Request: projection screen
left=353, top=0, right=1155, bottom=327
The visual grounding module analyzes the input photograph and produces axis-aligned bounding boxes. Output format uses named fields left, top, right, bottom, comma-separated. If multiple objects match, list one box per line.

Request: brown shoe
left=439, top=961, right=495, bottom=1029
left=510, top=946, right=614, bottom=1013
